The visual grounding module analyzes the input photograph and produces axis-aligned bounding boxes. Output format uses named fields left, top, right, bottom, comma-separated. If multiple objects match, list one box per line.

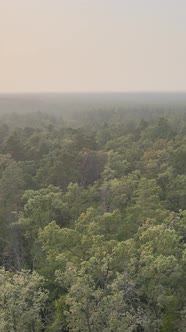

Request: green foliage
left=0, top=107, right=185, bottom=331
left=0, top=269, right=48, bottom=332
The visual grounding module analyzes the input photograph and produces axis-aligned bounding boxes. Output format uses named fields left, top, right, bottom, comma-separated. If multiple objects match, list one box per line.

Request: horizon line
left=0, top=90, right=186, bottom=95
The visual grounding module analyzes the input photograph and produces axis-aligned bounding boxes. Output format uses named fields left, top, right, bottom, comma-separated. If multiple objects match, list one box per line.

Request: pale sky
left=0, top=0, right=186, bottom=92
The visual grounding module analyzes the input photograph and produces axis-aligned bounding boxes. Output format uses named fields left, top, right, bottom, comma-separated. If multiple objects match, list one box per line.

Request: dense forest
left=0, top=94, right=186, bottom=331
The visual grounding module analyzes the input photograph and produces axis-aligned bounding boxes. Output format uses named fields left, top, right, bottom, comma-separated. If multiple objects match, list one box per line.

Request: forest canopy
left=0, top=94, right=186, bottom=331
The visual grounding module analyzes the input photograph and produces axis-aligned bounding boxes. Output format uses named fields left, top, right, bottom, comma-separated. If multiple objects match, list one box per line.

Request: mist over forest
left=1, top=92, right=186, bottom=114
left=0, top=92, right=186, bottom=127
left=1, top=0, right=186, bottom=328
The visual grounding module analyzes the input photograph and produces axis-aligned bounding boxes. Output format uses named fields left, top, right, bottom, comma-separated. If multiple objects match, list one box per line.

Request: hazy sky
left=0, top=0, right=186, bottom=92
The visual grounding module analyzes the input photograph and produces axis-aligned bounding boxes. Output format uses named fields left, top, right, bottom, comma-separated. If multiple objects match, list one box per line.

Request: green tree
left=0, top=269, right=48, bottom=332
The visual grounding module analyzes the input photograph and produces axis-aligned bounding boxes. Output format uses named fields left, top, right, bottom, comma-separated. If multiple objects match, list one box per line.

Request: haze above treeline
left=0, top=92, right=186, bottom=115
